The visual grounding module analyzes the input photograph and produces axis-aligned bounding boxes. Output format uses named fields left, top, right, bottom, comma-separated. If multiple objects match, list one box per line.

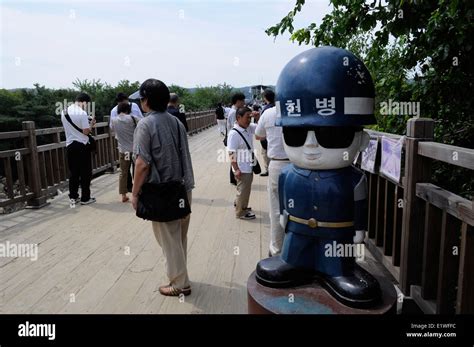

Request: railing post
left=104, top=115, right=117, bottom=173
left=22, top=121, right=48, bottom=208
left=400, top=117, right=434, bottom=294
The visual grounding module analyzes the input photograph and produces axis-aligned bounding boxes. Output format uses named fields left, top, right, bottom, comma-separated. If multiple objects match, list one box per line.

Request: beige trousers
left=151, top=191, right=192, bottom=289
left=119, top=152, right=132, bottom=195
left=235, top=173, right=253, bottom=217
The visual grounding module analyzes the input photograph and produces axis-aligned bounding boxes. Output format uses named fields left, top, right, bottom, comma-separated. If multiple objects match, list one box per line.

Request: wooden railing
left=356, top=118, right=474, bottom=313
left=0, top=110, right=216, bottom=210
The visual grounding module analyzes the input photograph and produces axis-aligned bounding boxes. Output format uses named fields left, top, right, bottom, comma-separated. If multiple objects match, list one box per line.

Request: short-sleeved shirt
left=227, top=123, right=257, bottom=174
left=110, top=102, right=143, bottom=129
left=226, top=106, right=237, bottom=131
left=61, top=104, right=90, bottom=146
left=224, top=107, right=231, bottom=119
left=255, top=106, right=288, bottom=160
left=133, top=111, right=195, bottom=192
left=112, top=113, right=137, bottom=154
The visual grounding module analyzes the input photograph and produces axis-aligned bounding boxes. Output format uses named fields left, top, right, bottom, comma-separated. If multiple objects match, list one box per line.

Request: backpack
left=216, top=106, right=225, bottom=120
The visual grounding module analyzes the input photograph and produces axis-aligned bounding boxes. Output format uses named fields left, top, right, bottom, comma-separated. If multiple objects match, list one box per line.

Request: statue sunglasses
left=283, top=126, right=364, bottom=149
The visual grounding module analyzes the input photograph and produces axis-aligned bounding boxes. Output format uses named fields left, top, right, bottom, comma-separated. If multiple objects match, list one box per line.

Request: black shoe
left=80, top=197, right=96, bottom=205
left=260, top=172, right=269, bottom=177
left=316, top=264, right=381, bottom=308
left=239, top=212, right=256, bottom=220
left=256, top=256, right=315, bottom=288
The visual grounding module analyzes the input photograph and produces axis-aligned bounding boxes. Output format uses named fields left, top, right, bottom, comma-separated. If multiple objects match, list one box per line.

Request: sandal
left=158, top=284, right=191, bottom=297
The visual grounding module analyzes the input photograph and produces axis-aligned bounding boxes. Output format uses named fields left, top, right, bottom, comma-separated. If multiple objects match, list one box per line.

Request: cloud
left=0, top=1, right=331, bottom=89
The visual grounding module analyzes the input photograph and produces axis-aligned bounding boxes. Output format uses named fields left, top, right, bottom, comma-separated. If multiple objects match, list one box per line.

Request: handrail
left=0, top=110, right=216, bottom=212
left=356, top=117, right=474, bottom=314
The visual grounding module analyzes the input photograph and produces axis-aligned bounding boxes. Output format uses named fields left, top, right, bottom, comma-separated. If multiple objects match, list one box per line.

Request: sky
left=0, top=0, right=332, bottom=89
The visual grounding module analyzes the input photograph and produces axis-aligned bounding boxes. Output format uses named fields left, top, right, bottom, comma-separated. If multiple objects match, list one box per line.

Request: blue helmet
left=275, top=46, right=376, bottom=127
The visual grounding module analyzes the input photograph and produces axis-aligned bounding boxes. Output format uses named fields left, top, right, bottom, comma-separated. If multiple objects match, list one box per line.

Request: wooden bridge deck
left=0, top=127, right=271, bottom=314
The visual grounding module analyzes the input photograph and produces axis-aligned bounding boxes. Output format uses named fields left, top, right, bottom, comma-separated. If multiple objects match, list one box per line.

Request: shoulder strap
left=231, top=128, right=252, bottom=151
left=131, top=115, right=137, bottom=127
left=175, top=118, right=185, bottom=179
left=64, top=110, right=85, bottom=135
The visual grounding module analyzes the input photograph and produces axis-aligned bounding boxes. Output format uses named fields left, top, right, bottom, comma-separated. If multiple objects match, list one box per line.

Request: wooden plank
left=103, top=138, right=108, bottom=167
left=411, top=285, right=436, bottom=314
left=400, top=117, right=434, bottom=295
left=92, top=240, right=160, bottom=314
left=34, top=128, right=64, bottom=136
left=1, top=209, right=140, bottom=313
left=60, top=147, right=68, bottom=181
left=30, top=224, right=148, bottom=313
left=392, top=186, right=403, bottom=267
left=383, top=180, right=394, bottom=256
left=364, top=129, right=404, bottom=142
left=375, top=176, right=385, bottom=247
left=104, top=138, right=108, bottom=167
left=407, top=117, right=434, bottom=138
left=421, top=203, right=442, bottom=300
left=368, top=173, right=377, bottom=239
left=39, top=152, right=48, bottom=189
left=60, top=224, right=150, bottom=313
left=0, top=130, right=29, bottom=140
left=93, top=134, right=108, bottom=140
left=436, top=212, right=461, bottom=314
left=53, top=149, right=61, bottom=185
left=16, top=158, right=27, bottom=196
left=22, top=121, right=48, bottom=207
left=456, top=223, right=474, bottom=313
left=47, top=150, right=55, bottom=186
left=96, top=138, right=102, bottom=168
left=0, top=148, right=30, bottom=159
left=52, top=133, right=62, bottom=185
left=94, top=121, right=108, bottom=128
left=37, top=142, right=66, bottom=152
left=416, top=183, right=474, bottom=226
left=3, top=157, right=14, bottom=199
left=364, top=239, right=400, bottom=281
left=418, top=141, right=474, bottom=170
left=0, top=194, right=35, bottom=208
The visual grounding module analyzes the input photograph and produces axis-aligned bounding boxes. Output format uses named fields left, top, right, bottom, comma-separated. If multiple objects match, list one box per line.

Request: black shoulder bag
left=231, top=128, right=261, bottom=175
left=64, top=111, right=96, bottom=152
left=223, top=126, right=228, bottom=147
left=136, top=118, right=191, bottom=222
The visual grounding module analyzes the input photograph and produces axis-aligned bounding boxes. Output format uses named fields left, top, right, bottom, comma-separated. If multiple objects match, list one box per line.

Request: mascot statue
left=256, top=46, right=381, bottom=308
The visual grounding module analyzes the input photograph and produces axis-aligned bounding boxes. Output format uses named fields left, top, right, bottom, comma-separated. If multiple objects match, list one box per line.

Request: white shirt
left=255, top=106, right=288, bottom=160
left=61, top=104, right=90, bottom=146
left=224, top=107, right=231, bottom=119
left=227, top=123, right=257, bottom=174
left=110, top=102, right=143, bottom=129
left=226, top=106, right=237, bottom=131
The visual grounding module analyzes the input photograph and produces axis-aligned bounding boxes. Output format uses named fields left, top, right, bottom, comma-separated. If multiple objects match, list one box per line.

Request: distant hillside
left=188, top=85, right=275, bottom=100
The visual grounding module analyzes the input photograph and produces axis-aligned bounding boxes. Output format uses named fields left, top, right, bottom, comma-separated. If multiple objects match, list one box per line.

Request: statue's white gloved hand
left=280, top=214, right=285, bottom=229
left=280, top=212, right=289, bottom=229
left=353, top=230, right=366, bottom=244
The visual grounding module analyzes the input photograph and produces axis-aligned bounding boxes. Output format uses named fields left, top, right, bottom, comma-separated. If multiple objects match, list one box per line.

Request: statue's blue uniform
left=279, top=164, right=368, bottom=277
